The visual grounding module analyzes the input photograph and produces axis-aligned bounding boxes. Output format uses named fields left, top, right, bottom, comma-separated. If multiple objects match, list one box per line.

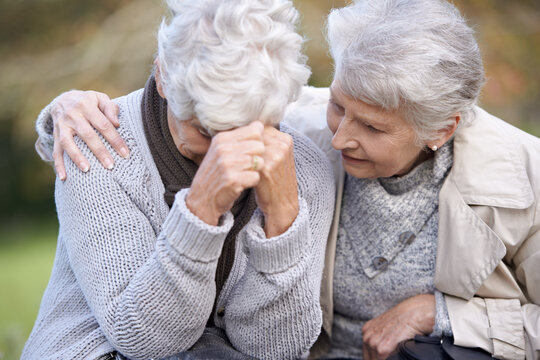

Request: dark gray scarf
left=141, top=75, right=257, bottom=324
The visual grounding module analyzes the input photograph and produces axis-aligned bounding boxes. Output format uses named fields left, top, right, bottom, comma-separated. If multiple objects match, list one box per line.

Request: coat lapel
left=435, top=108, right=534, bottom=299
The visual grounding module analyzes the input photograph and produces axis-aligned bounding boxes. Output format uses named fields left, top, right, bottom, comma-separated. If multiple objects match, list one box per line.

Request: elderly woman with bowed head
left=22, top=0, right=336, bottom=359
left=33, top=0, right=540, bottom=359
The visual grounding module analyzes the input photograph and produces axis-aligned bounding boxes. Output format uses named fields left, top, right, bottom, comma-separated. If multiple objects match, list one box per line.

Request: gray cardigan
left=23, top=89, right=335, bottom=360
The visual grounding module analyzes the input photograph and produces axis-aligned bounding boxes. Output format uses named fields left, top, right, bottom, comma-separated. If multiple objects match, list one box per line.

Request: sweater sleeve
left=35, top=95, right=57, bottom=164
left=56, top=139, right=234, bottom=360
left=431, top=290, right=453, bottom=337
left=221, top=126, right=335, bottom=360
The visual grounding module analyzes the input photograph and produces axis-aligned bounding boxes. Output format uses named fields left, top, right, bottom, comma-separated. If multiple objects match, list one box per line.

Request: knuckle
left=279, top=141, right=290, bottom=152
left=95, top=119, right=111, bottom=131
left=58, top=134, right=72, bottom=147
left=222, top=172, right=236, bottom=187
left=272, top=153, right=284, bottom=163
left=77, top=126, right=95, bottom=139
left=63, top=108, right=79, bottom=121
left=376, top=344, right=390, bottom=357
left=282, top=134, right=293, bottom=147
left=109, top=136, right=124, bottom=148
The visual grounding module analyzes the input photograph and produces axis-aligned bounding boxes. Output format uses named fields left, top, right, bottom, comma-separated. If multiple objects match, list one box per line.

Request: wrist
left=185, top=191, right=221, bottom=226
left=417, top=294, right=436, bottom=334
left=262, top=201, right=299, bottom=238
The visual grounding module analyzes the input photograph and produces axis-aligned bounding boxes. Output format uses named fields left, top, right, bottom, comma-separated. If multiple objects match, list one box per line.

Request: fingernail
left=104, top=158, right=114, bottom=170
left=81, top=163, right=90, bottom=173
left=59, top=173, right=66, bottom=181
left=120, top=147, right=129, bottom=158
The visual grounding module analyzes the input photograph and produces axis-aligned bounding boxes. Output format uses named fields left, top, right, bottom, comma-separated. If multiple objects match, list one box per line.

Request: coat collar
left=448, top=107, right=534, bottom=209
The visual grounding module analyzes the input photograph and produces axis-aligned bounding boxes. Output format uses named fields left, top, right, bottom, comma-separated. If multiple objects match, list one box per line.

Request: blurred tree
left=0, top=0, right=538, bottom=223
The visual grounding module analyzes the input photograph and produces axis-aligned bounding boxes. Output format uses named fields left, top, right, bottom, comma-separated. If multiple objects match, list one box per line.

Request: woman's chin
left=342, top=160, right=376, bottom=179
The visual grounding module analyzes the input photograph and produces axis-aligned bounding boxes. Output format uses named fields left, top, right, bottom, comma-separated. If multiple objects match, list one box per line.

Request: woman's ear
left=428, top=113, right=461, bottom=150
left=154, top=58, right=166, bottom=99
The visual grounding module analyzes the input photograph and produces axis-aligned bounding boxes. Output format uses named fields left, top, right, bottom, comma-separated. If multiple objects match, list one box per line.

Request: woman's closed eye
left=197, top=127, right=211, bottom=138
left=329, top=99, right=345, bottom=113
left=365, top=123, right=383, bottom=133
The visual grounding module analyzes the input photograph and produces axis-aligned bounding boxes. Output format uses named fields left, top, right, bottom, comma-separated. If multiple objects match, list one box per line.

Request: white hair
left=327, top=0, right=486, bottom=143
left=157, top=0, right=310, bottom=134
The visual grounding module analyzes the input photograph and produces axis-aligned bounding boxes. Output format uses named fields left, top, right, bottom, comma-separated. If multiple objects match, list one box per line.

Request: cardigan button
left=217, top=307, right=225, bottom=317
left=372, top=256, right=388, bottom=271
left=399, top=231, right=416, bottom=245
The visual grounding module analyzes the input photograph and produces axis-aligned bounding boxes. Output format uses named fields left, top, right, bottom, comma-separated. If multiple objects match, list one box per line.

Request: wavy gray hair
left=157, top=0, right=310, bottom=134
left=327, top=0, right=485, bottom=143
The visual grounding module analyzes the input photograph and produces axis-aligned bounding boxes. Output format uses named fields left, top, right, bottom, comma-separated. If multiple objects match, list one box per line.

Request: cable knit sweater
left=23, top=89, right=335, bottom=360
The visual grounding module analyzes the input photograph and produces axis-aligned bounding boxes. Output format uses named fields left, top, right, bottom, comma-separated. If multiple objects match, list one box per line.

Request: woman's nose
left=331, top=118, right=358, bottom=151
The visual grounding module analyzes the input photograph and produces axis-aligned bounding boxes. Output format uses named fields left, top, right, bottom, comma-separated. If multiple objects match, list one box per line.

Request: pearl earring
left=431, top=145, right=438, bottom=151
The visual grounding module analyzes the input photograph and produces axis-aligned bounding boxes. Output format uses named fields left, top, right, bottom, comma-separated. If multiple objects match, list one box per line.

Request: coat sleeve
left=221, top=128, right=335, bottom=360
left=56, top=136, right=234, bottom=360
left=445, top=198, right=540, bottom=360
left=35, top=96, right=57, bottom=164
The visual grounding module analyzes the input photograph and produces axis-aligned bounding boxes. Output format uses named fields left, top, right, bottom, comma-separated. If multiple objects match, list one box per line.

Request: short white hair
left=327, top=0, right=485, bottom=143
left=157, top=0, right=310, bottom=134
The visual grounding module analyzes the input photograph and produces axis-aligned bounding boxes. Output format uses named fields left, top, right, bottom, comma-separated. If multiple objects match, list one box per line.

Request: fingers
left=86, top=106, right=130, bottom=160
left=235, top=169, right=261, bottom=189
left=217, top=121, right=264, bottom=142
left=244, top=155, right=265, bottom=172
left=74, top=121, right=116, bottom=170
left=58, top=129, right=90, bottom=174
left=52, top=90, right=128, bottom=176
left=96, top=91, right=120, bottom=128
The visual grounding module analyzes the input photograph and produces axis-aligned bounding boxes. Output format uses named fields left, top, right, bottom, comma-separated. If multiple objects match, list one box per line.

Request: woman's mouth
left=341, top=153, right=368, bottom=165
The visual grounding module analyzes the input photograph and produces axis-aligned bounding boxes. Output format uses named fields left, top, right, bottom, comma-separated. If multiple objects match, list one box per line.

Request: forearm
left=59, top=156, right=232, bottom=360
left=224, top=197, right=328, bottom=360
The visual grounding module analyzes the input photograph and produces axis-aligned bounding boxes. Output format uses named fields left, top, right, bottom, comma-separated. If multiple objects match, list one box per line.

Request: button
left=372, top=256, right=388, bottom=271
left=217, top=307, right=225, bottom=317
left=399, top=231, right=415, bottom=245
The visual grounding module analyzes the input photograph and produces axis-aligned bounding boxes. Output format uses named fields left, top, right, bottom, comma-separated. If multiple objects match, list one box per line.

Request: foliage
left=0, top=219, right=58, bottom=360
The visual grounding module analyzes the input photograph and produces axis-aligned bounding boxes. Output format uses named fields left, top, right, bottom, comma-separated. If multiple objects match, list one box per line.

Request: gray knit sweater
left=325, top=142, right=453, bottom=359
left=23, top=89, right=335, bottom=360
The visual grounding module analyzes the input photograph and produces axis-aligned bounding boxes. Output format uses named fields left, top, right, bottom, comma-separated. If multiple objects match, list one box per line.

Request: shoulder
left=450, top=107, right=540, bottom=209
left=59, top=88, right=158, bottom=199
left=465, top=107, right=540, bottom=153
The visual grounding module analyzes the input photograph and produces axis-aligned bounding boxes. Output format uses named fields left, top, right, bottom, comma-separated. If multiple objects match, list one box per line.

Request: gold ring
left=250, top=155, right=259, bottom=171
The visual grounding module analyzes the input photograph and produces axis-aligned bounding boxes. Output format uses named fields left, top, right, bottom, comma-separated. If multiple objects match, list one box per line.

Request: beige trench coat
left=284, top=87, right=540, bottom=360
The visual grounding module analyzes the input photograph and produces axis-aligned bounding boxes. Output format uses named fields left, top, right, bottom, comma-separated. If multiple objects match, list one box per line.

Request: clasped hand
left=182, top=122, right=299, bottom=238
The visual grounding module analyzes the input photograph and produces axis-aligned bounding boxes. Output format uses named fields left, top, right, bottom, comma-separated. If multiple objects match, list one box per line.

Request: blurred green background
left=0, top=0, right=539, bottom=359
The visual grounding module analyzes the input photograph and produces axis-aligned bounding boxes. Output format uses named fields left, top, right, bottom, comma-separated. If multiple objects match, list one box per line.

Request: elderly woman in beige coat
left=34, top=0, right=539, bottom=359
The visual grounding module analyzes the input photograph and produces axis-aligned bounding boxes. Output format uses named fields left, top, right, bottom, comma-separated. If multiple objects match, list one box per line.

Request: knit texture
left=24, top=89, right=335, bottom=360
left=325, top=142, right=453, bottom=359
left=140, top=75, right=257, bottom=324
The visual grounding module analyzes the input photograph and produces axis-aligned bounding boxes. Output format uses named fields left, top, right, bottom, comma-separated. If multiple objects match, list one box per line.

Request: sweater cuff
left=432, top=290, right=453, bottom=337
left=242, top=196, right=310, bottom=274
left=162, top=188, right=234, bottom=262
left=35, top=96, right=58, bottom=163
